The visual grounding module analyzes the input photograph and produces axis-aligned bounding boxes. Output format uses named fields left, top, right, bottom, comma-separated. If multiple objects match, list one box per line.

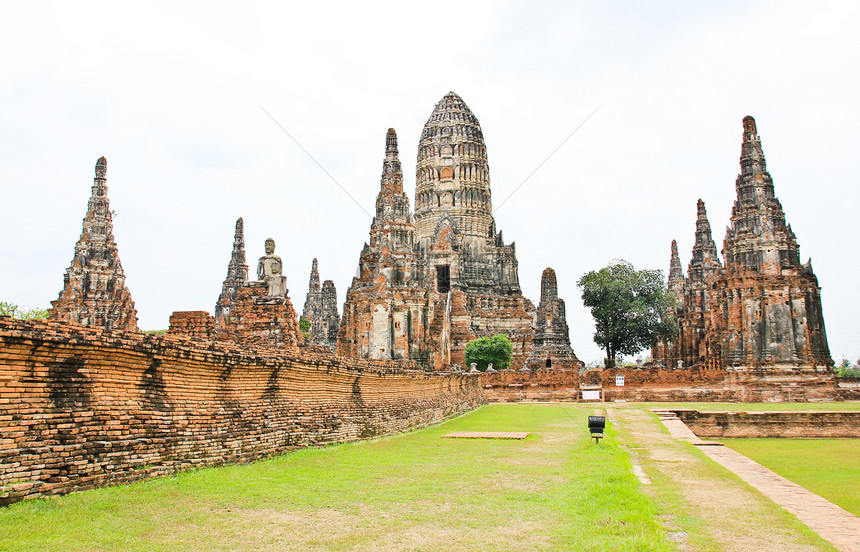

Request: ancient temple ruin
left=338, top=93, right=579, bottom=370
left=655, top=116, right=832, bottom=371
left=302, top=258, right=340, bottom=351
left=49, top=157, right=138, bottom=332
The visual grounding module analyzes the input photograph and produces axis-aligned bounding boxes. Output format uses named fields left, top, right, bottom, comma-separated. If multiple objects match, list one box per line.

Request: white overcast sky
left=1, top=0, right=858, bottom=364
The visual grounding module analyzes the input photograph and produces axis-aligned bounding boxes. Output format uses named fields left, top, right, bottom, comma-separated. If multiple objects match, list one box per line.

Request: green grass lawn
left=721, top=438, right=860, bottom=517
left=0, top=404, right=671, bottom=552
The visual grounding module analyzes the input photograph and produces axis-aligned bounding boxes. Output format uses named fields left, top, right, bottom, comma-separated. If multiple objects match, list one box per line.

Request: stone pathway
left=654, top=410, right=860, bottom=552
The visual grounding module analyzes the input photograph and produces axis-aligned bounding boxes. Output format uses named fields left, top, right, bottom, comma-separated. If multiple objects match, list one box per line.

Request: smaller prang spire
left=724, top=116, right=800, bottom=275
left=302, top=258, right=321, bottom=320
left=688, top=199, right=721, bottom=282
left=667, top=239, right=685, bottom=300
left=540, top=267, right=559, bottom=304
left=380, top=128, right=403, bottom=195
left=50, top=156, right=139, bottom=332
left=370, top=128, right=413, bottom=250
left=668, top=240, right=684, bottom=282
left=215, top=217, right=249, bottom=322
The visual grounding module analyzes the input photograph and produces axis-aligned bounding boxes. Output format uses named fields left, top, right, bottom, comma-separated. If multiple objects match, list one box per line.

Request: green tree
left=0, top=301, right=49, bottom=320
left=464, top=334, right=513, bottom=371
left=299, top=317, right=311, bottom=341
left=577, top=260, right=678, bottom=368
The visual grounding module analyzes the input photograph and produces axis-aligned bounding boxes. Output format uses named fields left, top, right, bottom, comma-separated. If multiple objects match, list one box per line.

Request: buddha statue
left=255, top=259, right=288, bottom=305
left=257, top=238, right=283, bottom=281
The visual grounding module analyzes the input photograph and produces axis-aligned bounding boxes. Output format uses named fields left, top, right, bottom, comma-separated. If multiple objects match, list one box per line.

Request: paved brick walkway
left=654, top=410, right=860, bottom=552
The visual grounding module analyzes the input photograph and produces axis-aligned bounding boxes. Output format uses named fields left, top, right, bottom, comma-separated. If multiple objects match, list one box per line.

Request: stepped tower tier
left=688, top=199, right=722, bottom=282
left=722, top=116, right=800, bottom=275
left=414, top=92, right=493, bottom=251
left=49, top=157, right=138, bottom=332
left=413, top=92, right=520, bottom=295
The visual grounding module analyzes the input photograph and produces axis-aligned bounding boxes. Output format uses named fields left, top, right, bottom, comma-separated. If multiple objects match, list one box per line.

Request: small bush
left=464, top=334, right=512, bottom=371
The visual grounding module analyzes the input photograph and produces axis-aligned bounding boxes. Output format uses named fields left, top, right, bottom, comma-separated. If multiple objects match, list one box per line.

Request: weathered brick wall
left=480, top=365, right=847, bottom=403
left=480, top=370, right=580, bottom=402
left=0, top=318, right=484, bottom=505
left=669, top=410, right=860, bottom=438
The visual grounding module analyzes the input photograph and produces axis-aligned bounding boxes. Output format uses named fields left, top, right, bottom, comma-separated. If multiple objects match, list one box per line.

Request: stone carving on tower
left=655, top=116, right=832, bottom=372
left=49, top=157, right=139, bottom=332
left=338, top=94, right=567, bottom=370
left=526, top=268, right=583, bottom=370
left=214, top=217, right=249, bottom=326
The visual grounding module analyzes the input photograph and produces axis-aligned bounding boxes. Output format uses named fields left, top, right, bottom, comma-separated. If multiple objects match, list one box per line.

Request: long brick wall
left=481, top=365, right=850, bottom=403
left=668, top=410, right=860, bottom=438
left=0, top=318, right=484, bottom=505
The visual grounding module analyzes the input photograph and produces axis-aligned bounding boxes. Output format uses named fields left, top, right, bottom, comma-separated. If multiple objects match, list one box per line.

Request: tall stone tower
left=214, top=217, right=249, bottom=326
left=413, top=92, right=521, bottom=294
left=339, top=94, right=552, bottom=370
left=655, top=116, right=831, bottom=372
left=713, top=116, right=830, bottom=368
left=50, top=157, right=138, bottom=332
left=338, top=128, right=431, bottom=362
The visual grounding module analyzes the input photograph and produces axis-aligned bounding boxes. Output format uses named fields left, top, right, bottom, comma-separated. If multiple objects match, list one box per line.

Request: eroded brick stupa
left=338, top=93, right=580, bottom=370
left=655, top=116, right=831, bottom=371
left=49, top=157, right=138, bottom=332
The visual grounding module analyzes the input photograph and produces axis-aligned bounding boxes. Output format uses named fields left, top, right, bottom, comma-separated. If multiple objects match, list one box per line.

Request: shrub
left=464, top=334, right=512, bottom=371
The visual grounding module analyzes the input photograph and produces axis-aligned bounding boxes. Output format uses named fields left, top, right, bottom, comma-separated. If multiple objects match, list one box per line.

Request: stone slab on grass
left=442, top=431, right=531, bottom=439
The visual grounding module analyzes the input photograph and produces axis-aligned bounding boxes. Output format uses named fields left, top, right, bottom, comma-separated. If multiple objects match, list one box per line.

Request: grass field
left=1, top=402, right=853, bottom=551
left=721, top=438, right=860, bottom=517
left=0, top=404, right=672, bottom=552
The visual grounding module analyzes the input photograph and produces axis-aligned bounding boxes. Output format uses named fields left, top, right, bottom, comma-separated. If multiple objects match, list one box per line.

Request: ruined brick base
left=666, top=410, right=860, bottom=438
left=217, top=285, right=304, bottom=348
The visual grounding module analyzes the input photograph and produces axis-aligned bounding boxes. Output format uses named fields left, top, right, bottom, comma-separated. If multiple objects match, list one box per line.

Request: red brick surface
left=0, top=317, right=484, bottom=505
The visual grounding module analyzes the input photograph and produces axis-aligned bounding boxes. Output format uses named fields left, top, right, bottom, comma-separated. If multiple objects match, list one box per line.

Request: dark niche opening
left=546, top=358, right=552, bottom=368
left=436, top=265, right=450, bottom=293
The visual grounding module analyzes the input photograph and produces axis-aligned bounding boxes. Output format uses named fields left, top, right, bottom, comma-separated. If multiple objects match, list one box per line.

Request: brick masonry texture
left=480, top=365, right=854, bottom=403
left=654, top=117, right=832, bottom=373
left=0, top=317, right=485, bottom=505
left=667, top=410, right=860, bottom=438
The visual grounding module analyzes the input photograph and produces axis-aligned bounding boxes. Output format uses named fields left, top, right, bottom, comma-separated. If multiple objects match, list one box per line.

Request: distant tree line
left=0, top=301, right=48, bottom=320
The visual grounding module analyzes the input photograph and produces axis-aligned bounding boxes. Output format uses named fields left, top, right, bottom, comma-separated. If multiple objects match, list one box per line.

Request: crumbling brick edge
left=0, top=318, right=485, bottom=506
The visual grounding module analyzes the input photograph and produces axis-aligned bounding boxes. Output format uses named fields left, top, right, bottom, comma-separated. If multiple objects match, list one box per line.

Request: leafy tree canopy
left=0, top=301, right=49, bottom=320
left=464, top=334, right=513, bottom=371
left=577, top=260, right=677, bottom=368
